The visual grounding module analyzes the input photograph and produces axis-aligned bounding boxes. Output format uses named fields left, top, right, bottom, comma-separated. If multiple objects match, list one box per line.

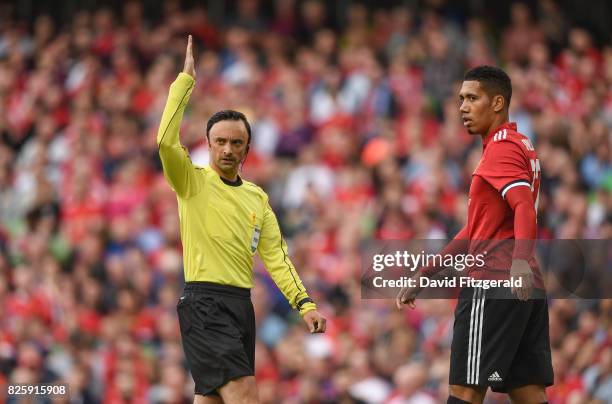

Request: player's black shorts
left=449, top=287, right=554, bottom=393
left=177, top=281, right=255, bottom=396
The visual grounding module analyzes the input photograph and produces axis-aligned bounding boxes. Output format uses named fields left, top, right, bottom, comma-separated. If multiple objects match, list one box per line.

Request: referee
left=158, top=36, right=326, bottom=404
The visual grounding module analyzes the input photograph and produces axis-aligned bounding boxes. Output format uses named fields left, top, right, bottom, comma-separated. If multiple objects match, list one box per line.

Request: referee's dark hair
left=464, top=66, right=512, bottom=109
left=206, top=110, right=252, bottom=146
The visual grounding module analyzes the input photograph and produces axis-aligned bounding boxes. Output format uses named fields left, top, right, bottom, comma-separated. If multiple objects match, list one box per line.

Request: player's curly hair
left=464, top=66, right=512, bottom=109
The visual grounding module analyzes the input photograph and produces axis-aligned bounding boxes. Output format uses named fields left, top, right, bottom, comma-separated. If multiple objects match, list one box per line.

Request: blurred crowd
left=0, top=0, right=611, bottom=403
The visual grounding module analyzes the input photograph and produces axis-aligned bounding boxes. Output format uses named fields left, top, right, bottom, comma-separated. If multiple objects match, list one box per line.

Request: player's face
left=459, top=80, right=496, bottom=136
left=208, top=120, right=249, bottom=177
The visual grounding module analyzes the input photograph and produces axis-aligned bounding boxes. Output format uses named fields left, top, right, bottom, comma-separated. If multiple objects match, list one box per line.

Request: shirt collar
left=219, top=175, right=243, bottom=187
left=210, top=166, right=243, bottom=187
left=483, top=121, right=517, bottom=148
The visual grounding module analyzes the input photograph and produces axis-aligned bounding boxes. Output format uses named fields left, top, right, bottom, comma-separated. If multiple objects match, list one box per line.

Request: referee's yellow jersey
left=157, top=73, right=316, bottom=315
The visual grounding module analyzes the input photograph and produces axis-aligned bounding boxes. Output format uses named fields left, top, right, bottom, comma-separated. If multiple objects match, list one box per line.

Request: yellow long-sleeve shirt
left=157, top=73, right=316, bottom=315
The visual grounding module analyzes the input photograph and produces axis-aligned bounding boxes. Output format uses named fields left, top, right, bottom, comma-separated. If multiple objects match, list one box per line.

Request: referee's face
left=208, top=120, right=249, bottom=179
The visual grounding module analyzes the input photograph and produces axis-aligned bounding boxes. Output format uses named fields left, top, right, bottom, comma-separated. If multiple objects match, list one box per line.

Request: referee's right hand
left=302, top=310, right=327, bottom=333
left=183, top=35, right=196, bottom=78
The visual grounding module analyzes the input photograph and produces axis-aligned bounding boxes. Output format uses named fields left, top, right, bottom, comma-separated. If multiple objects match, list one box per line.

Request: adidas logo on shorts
left=488, top=371, right=503, bottom=382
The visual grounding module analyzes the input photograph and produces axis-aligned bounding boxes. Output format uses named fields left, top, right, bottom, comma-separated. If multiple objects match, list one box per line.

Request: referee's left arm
left=257, top=201, right=317, bottom=317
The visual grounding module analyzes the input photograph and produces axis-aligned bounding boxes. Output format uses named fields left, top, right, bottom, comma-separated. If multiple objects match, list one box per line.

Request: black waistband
left=184, top=281, right=251, bottom=298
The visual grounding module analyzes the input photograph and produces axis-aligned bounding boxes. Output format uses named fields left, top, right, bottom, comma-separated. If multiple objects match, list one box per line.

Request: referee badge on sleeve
left=251, top=226, right=261, bottom=253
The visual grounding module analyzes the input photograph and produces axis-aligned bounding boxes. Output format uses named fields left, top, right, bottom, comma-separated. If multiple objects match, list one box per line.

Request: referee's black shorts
left=177, top=281, right=255, bottom=396
left=449, top=287, right=554, bottom=393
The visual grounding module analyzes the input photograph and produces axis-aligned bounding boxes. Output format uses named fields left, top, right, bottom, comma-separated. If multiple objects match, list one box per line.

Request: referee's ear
left=240, top=144, right=250, bottom=170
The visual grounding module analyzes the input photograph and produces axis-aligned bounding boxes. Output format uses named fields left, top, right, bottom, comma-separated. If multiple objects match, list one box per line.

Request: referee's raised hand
left=302, top=310, right=327, bottom=333
left=183, top=35, right=196, bottom=78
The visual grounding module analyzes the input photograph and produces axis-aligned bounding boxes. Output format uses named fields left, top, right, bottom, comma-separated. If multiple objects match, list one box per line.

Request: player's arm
left=157, top=35, right=200, bottom=199
left=258, top=199, right=326, bottom=333
left=505, top=185, right=536, bottom=300
left=505, top=186, right=536, bottom=259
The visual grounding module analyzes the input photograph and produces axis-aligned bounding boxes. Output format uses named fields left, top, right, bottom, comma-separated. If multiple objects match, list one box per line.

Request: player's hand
left=183, top=35, right=196, bottom=78
left=510, top=259, right=533, bottom=301
left=302, top=310, right=326, bottom=333
left=396, top=273, right=425, bottom=310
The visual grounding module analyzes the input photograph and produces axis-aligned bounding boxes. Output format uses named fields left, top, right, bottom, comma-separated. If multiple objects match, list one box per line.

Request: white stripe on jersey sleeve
left=501, top=181, right=531, bottom=199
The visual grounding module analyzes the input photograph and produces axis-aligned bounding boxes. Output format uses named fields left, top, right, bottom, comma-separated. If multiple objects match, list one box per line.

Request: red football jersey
left=467, top=122, right=543, bottom=287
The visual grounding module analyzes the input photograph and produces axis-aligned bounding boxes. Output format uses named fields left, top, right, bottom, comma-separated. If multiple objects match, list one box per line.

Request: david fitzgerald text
left=372, top=276, right=523, bottom=290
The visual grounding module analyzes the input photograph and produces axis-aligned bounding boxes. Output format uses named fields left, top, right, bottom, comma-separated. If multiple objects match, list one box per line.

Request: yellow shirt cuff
left=299, top=302, right=317, bottom=316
